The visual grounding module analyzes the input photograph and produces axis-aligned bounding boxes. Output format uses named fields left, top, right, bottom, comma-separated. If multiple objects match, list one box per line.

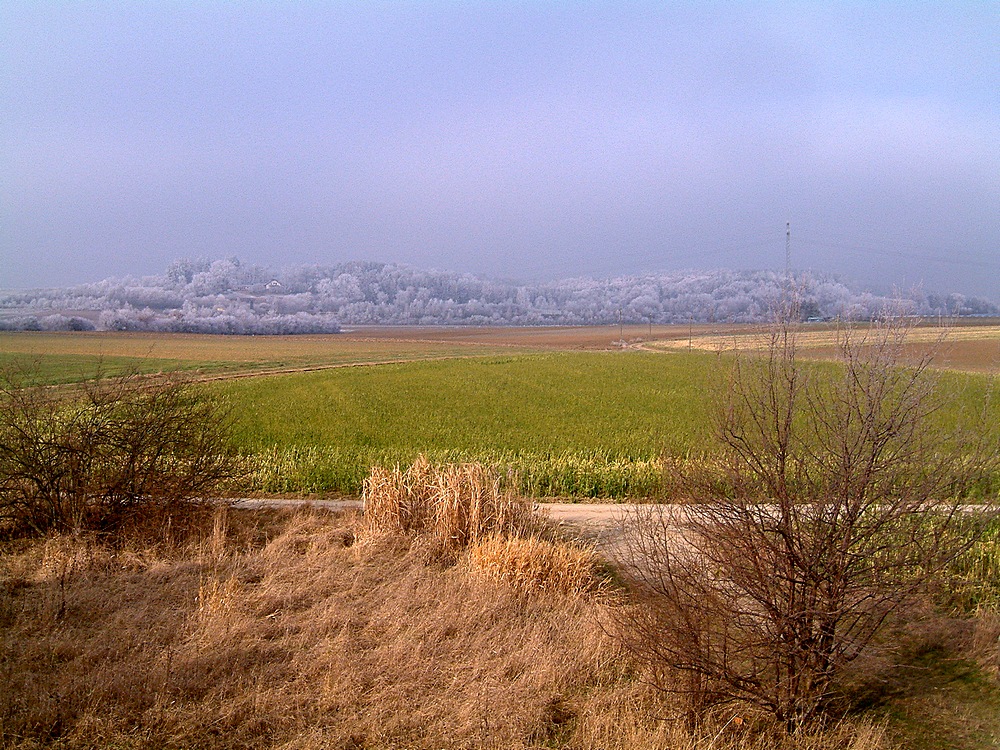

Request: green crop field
left=218, top=352, right=712, bottom=454
left=211, top=351, right=717, bottom=497
left=211, top=349, right=1000, bottom=498
left=4, top=326, right=999, bottom=498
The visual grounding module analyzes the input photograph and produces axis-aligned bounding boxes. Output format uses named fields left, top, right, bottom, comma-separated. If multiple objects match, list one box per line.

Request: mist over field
left=1, top=258, right=996, bottom=334
left=3, top=4, right=998, bottom=298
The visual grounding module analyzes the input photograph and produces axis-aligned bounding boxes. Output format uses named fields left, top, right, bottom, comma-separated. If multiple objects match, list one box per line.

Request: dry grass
left=466, top=534, right=603, bottom=597
left=969, top=610, right=1000, bottom=679
left=362, top=457, right=537, bottom=559
left=0, top=505, right=898, bottom=750
left=0, top=507, right=601, bottom=748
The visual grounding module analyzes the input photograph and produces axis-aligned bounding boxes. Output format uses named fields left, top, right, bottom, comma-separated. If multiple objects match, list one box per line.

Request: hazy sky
left=2, top=3, right=998, bottom=298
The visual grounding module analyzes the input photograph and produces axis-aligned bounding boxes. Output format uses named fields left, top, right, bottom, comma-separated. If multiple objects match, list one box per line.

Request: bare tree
left=614, top=315, right=998, bottom=731
left=0, top=364, right=235, bottom=537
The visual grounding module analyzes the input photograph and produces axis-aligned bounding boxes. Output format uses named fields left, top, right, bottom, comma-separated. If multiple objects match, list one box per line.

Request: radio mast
left=785, top=221, right=791, bottom=282
left=783, top=221, right=793, bottom=320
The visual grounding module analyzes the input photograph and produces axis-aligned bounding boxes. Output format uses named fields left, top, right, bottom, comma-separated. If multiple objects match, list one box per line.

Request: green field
left=4, top=327, right=999, bottom=498
left=212, top=351, right=716, bottom=497
left=219, top=352, right=711, bottom=454
left=211, top=350, right=997, bottom=498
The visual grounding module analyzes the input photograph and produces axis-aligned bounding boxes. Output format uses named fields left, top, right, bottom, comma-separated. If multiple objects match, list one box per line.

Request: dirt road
left=231, top=497, right=640, bottom=550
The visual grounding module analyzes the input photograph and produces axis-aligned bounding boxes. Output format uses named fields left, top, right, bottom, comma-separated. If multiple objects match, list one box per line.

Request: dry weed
left=466, top=534, right=603, bottom=596
left=969, top=608, right=1000, bottom=677
left=362, top=454, right=438, bottom=535
left=570, top=678, right=893, bottom=750
left=362, top=457, right=535, bottom=559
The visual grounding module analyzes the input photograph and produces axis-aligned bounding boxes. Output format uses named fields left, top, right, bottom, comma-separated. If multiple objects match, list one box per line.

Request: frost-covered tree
left=1, top=258, right=996, bottom=333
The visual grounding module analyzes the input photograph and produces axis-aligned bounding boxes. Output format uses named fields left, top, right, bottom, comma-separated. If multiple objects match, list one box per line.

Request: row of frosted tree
left=1, top=257, right=995, bottom=334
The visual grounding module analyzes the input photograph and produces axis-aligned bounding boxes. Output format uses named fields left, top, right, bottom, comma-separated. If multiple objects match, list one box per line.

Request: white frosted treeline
left=1, top=258, right=995, bottom=333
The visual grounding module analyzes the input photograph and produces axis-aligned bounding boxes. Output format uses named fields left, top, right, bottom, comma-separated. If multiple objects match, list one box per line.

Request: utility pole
left=618, top=308, right=623, bottom=344
left=785, top=221, right=791, bottom=282
left=783, top=221, right=792, bottom=321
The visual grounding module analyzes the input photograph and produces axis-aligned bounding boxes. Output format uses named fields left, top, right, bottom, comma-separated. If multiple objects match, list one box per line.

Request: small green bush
left=0, top=365, right=234, bottom=537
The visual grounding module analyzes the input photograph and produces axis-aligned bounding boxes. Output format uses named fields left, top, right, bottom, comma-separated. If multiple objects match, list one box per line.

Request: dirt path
left=230, top=497, right=630, bottom=525
left=188, top=353, right=508, bottom=384
left=229, top=497, right=668, bottom=553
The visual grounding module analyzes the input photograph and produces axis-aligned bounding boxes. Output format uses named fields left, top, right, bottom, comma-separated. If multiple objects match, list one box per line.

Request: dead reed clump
left=362, top=454, right=438, bottom=536
left=362, top=457, right=536, bottom=559
left=466, top=534, right=603, bottom=597
left=431, top=462, right=537, bottom=555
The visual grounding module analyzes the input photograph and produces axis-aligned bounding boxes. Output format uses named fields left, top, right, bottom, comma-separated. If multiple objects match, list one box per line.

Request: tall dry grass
left=466, top=534, right=602, bottom=597
left=362, top=456, right=537, bottom=559
left=0, top=506, right=895, bottom=750
left=363, top=458, right=605, bottom=597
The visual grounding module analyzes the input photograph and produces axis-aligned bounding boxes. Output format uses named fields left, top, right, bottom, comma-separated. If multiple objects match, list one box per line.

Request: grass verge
left=1, top=503, right=910, bottom=750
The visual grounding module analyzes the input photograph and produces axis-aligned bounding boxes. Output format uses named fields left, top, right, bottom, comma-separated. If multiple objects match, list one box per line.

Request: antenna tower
left=785, top=221, right=791, bottom=281
left=782, top=221, right=793, bottom=321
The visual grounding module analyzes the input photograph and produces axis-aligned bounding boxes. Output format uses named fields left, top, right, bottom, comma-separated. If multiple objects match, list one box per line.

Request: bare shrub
left=0, top=363, right=235, bottom=538
left=362, top=457, right=536, bottom=558
left=614, top=314, right=999, bottom=732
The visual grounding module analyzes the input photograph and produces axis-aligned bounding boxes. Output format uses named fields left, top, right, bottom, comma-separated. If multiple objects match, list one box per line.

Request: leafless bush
left=0, top=363, right=235, bottom=538
left=614, top=314, right=999, bottom=732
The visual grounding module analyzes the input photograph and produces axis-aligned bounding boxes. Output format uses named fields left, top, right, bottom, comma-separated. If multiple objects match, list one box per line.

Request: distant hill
left=1, top=258, right=995, bottom=334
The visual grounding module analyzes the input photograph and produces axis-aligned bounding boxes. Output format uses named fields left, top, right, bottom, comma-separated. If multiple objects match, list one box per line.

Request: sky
left=2, top=2, right=998, bottom=299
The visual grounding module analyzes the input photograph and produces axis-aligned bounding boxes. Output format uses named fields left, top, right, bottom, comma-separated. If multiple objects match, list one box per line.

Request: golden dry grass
left=362, top=457, right=538, bottom=559
left=0, top=508, right=600, bottom=748
left=466, top=534, right=602, bottom=597
left=0, top=506, right=897, bottom=750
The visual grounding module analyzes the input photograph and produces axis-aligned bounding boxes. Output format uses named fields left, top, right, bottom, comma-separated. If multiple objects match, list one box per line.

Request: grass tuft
left=466, top=533, right=603, bottom=597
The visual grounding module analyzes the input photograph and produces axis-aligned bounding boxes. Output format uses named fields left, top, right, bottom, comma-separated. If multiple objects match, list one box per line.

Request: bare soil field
left=649, top=323, right=1000, bottom=372
left=340, top=323, right=735, bottom=348
left=0, top=324, right=730, bottom=358
left=0, top=324, right=754, bottom=388
left=5, top=322, right=997, bottom=382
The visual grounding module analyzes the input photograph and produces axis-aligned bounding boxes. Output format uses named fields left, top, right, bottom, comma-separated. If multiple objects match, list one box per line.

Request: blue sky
left=2, top=2, right=998, bottom=298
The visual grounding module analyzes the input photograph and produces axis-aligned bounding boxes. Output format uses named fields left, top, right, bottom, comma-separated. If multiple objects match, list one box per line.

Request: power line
left=794, top=234, right=1000, bottom=271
